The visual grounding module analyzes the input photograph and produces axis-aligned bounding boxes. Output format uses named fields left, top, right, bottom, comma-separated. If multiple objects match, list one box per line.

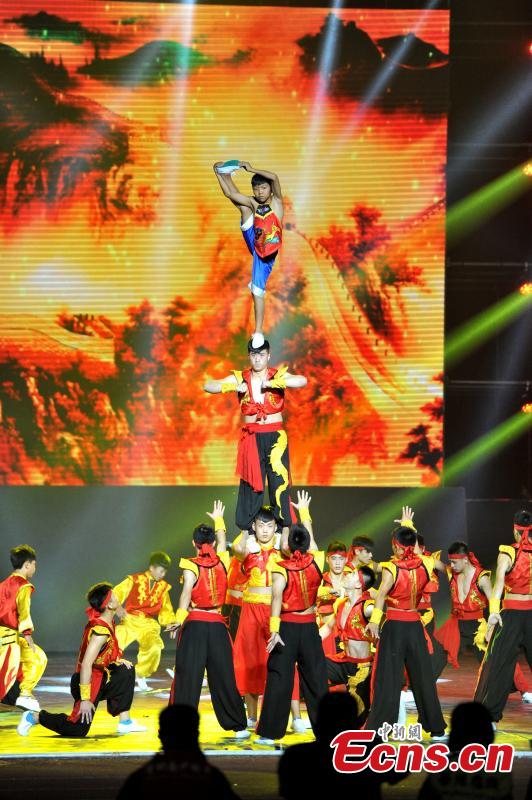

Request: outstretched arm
left=213, top=162, right=255, bottom=210
left=207, top=499, right=227, bottom=553
left=262, top=370, right=307, bottom=391
left=204, top=374, right=246, bottom=394
left=240, top=161, right=282, bottom=200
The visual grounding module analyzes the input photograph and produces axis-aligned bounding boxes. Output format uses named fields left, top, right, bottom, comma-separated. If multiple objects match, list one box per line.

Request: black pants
left=171, top=620, right=247, bottom=732
left=257, top=620, right=328, bottom=740
left=366, top=620, right=445, bottom=736
left=432, top=618, right=483, bottom=678
left=474, top=609, right=532, bottom=721
left=236, top=430, right=291, bottom=529
left=1, top=680, right=20, bottom=707
left=39, top=664, right=135, bottom=738
left=222, top=602, right=242, bottom=642
left=326, top=658, right=372, bottom=725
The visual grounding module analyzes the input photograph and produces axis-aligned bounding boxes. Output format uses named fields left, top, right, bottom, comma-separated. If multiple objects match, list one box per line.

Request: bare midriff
left=243, top=412, right=283, bottom=424
left=345, top=639, right=371, bottom=659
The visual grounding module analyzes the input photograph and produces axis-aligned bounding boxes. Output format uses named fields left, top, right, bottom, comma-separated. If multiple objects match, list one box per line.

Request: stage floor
left=0, top=653, right=530, bottom=799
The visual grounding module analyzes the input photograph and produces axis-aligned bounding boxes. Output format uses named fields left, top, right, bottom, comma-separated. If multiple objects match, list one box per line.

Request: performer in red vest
left=433, top=541, right=531, bottom=700
left=17, top=583, right=146, bottom=737
left=255, top=524, right=328, bottom=744
left=475, top=509, right=532, bottom=721
left=0, top=545, right=47, bottom=712
left=316, top=541, right=351, bottom=657
left=365, top=526, right=446, bottom=738
left=204, top=338, right=306, bottom=531
left=114, top=550, right=176, bottom=692
left=319, top=566, right=376, bottom=724
left=213, top=159, right=283, bottom=348
left=168, top=505, right=250, bottom=739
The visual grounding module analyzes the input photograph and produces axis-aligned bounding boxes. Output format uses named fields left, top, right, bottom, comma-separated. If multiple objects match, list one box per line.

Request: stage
left=1, top=652, right=530, bottom=799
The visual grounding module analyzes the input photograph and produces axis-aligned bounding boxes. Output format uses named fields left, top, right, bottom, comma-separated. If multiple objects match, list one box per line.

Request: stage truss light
left=522, top=383, right=532, bottom=414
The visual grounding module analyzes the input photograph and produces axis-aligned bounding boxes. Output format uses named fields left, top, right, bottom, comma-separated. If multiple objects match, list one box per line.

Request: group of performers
left=1, top=166, right=531, bottom=745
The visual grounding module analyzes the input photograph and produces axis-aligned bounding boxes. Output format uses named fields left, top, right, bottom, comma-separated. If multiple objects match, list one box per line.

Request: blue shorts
left=241, top=216, right=278, bottom=297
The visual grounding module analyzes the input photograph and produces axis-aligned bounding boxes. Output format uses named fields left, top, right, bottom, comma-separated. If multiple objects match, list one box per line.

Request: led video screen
left=0, top=2, right=449, bottom=486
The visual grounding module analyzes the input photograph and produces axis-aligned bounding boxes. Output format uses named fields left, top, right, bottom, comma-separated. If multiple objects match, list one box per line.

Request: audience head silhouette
left=315, top=692, right=360, bottom=744
left=447, top=701, right=494, bottom=754
left=158, top=705, right=200, bottom=750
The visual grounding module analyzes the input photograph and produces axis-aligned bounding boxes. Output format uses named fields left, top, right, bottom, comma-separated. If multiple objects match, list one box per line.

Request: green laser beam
left=336, top=411, right=532, bottom=543
left=445, top=291, right=531, bottom=369
left=447, top=164, right=530, bottom=247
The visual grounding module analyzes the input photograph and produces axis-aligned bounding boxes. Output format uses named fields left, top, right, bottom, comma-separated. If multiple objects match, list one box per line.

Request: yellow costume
left=113, top=572, right=175, bottom=678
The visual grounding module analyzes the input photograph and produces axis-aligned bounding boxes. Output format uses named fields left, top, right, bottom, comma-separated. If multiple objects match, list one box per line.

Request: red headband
left=85, top=589, right=112, bottom=621
left=328, top=551, right=348, bottom=558
left=449, top=551, right=480, bottom=568
left=514, top=524, right=532, bottom=531
left=392, top=538, right=416, bottom=559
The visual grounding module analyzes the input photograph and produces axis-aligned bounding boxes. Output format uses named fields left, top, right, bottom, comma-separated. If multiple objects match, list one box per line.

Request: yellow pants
left=18, top=637, right=47, bottom=696
left=115, top=615, right=163, bottom=678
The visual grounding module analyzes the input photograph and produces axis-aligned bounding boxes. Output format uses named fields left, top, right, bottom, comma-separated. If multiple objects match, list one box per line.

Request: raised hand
left=292, top=489, right=311, bottom=510
left=207, top=500, right=225, bottom=521
left=394, top=505, right=415, bottom=525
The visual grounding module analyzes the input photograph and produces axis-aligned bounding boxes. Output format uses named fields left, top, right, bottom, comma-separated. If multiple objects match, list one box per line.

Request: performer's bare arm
left=262, top=373, right=307, bottom=390
left=232, top=529, right=251, bottom=559
left=487, top=553, right=511, bottom=630
left=213, top=162, right=256, bottom=212
left=291, top=489, right=318, bottom=550
left=266, top=572, right=287, bottom=652
left=240, top=162, right=283, bottom=203
left=207, top=500, right=227, bottom=553
left=364, top=569, right=394, bottom=640
left=318, top=613, right=335, bottom=639
left=203, top=374, right=246, bottom=394
left=166, top=570, right=195, bottom=637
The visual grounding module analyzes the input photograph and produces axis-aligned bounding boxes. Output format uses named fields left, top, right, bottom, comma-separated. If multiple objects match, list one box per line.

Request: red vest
left=417, top=549, right=439, bottom=611
left=68, top=618, right=121, bottom=714
left=279, top=554, right=323, bottom=612
left=239, top=368, right=285, bottom=419
left=243, top=546, right=277, bottom=589
left=226, top=556, right=248, bottom=595
left=254, top=205, right=282, bottom=258
left=448, top=565, right=488, bottom=619
left=0, top=574, right=34, bottom=631
left=335, top=592, right=373, bottom=644
left=317, top=572, right=337, bottom=617
left=503, top=542, right=532, bottom=595
left=386, top=557, right=431, bottom=611
left=190, top=557, right=228, bottom=610
left=124, top=573, right=171, bottom=617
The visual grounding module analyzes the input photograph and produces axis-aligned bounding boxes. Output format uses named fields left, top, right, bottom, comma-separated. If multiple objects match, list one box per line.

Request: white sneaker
left=254, top=736, right=276, bottom=746
left=166, top=668, right=175, bottom=679
left=15, top=695, right=40, bottom=712
left=396, top=694, right=407, bottom=726
left=291, top=717, right=306, bottom=734
left=117, top=718, right=147, bottom=734
left=431, top=733, right=448, bottom=742
left=492, top=722, right=497, bottom=731
left=135, top=677, right=149, bottom=692
left=251, top=332, right=265, bottom=349
left=17, top=710, right=37, bottom=737
left=522, top=692, right=532, bottom=704
left=402, top=690, right=416, bottom=704
left=247, top=717, right=257, bottom=729
left=234, top=729, right=251, bottom=739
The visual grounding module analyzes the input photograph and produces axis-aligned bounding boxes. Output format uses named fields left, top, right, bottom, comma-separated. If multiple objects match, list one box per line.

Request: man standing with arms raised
left=204, top=338, right=306, bottom=532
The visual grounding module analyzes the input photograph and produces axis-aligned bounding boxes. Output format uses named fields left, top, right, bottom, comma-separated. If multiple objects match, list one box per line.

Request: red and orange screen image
left=0, top=2, right=449, bottom=486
